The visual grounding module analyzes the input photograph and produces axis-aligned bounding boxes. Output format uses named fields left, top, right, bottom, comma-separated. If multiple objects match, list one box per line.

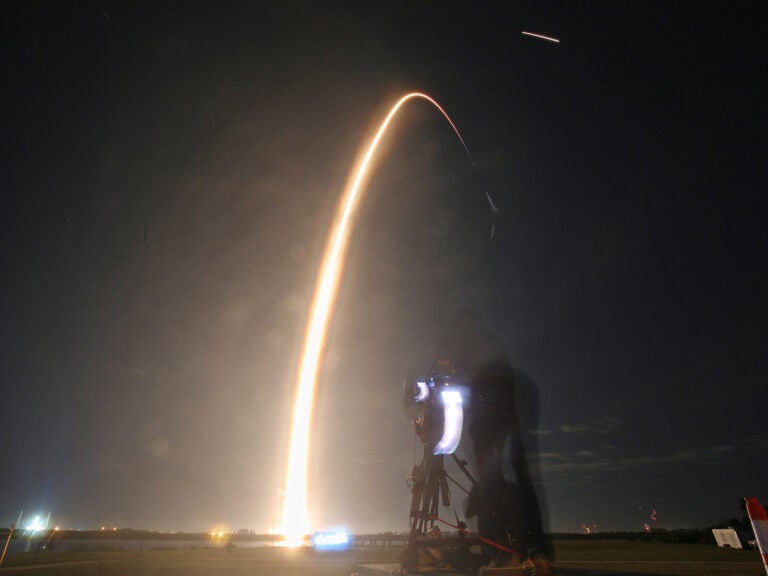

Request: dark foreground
left=0, top=541, right=763, bottom=576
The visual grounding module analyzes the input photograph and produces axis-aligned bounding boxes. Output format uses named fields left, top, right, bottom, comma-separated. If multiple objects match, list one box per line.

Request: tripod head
left=408, top=371, right=467, bottom=456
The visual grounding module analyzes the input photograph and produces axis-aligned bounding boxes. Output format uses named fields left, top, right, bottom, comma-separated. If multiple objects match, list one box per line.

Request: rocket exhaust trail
left=280, top=93, right=471, bottom=546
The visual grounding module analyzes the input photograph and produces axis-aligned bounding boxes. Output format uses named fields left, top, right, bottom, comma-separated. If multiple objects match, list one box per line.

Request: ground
left=0, top=540, right=763, bottom=576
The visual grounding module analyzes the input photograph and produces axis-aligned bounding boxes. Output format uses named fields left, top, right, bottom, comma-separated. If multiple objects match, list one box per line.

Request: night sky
left=2, top=2, right=766, bottom=534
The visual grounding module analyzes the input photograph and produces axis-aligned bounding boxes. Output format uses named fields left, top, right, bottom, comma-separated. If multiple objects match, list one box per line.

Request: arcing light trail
left=280, top=92, right=472, bottom=546
left=521, top=31, right=561, bottom=43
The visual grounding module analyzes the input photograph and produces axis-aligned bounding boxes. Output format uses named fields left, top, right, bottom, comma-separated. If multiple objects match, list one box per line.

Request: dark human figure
left=434, top=311, right=553, bottom=571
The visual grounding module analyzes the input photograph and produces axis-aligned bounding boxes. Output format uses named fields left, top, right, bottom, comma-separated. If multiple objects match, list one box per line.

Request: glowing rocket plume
left=280, top=92, right=470, bottom=546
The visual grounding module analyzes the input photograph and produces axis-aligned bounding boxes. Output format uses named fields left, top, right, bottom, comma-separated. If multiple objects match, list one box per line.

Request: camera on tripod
left=408, top=367, right=467, bottom=456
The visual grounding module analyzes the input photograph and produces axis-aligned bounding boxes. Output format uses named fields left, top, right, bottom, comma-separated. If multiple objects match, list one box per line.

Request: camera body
left=408, top=369, right=467, bottom=455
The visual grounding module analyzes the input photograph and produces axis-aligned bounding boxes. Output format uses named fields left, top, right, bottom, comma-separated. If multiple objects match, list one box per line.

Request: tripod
left=408, top=445, right=452, bottom=538
left=401, top=390, right=481, bottom=574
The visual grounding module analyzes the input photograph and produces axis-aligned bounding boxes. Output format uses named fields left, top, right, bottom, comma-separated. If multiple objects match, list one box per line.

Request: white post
left=0, top=512, right=23, bottom=568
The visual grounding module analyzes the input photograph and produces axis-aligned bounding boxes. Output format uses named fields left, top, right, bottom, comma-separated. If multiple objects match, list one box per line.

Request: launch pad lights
left=25, top=514, right=50, bottom=534
left=312, top=531, right=350, bottom=550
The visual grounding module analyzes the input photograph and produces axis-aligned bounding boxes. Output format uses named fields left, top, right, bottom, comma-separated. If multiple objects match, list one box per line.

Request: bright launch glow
left=434, top=389, right=464, bottom=455
left=415, top=381, right=429, bottom=402
left=26, top=514, right=48, bottom=534
left=280, top=92, right=470, bottom=546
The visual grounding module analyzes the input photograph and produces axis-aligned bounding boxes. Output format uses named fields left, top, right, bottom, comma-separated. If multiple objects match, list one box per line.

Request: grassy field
left=2, top=547, right=393, bottom=576
left=552, top=539, right=764, bottom=575
left=0, top=540, right=763, bottom=576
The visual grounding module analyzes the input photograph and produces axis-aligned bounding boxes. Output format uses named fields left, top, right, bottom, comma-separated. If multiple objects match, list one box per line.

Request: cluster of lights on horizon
left=279, top=92, right=472, bottom=545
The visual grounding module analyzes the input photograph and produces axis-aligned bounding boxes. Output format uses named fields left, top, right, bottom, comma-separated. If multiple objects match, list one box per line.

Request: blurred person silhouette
left=433, top=310, right=553, bottom=573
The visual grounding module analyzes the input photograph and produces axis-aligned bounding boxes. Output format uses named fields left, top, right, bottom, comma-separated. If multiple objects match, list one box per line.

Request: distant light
left=434, top=389, right=464, bottom=455
left=521, top=31, right=560, bottom=43
left=26, top=515, right=48, bottom=534
left=313, top=531, right=350, bottom=549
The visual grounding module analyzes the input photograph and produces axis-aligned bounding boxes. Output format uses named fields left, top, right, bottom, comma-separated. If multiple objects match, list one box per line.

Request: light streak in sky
left=521, top=31, right=561, bottom=43
left=280, top=92, right=471, bottom=546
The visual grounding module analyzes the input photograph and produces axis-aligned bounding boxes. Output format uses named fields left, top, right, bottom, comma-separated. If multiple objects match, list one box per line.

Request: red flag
left=746, top=497, right=768, bottom=575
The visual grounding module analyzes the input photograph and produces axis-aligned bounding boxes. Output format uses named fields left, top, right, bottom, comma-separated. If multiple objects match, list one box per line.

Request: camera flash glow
left=434, top=389, right=464, bottom=454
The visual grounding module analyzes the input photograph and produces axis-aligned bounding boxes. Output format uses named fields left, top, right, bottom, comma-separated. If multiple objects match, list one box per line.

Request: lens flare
left=280, top=92, right=471, bottom=546
left=415, top=381, right=429, bottom=402
left=434, top=388, right=464, bottom=455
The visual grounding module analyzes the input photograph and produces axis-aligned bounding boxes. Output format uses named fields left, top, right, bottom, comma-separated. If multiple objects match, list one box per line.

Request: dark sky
left=2, top=2, right=766, bottom=534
